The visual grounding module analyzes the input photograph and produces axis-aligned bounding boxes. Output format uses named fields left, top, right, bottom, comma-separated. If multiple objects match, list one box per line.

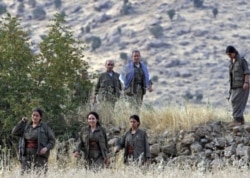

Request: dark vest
left=230, top=55, right=245, bottom=89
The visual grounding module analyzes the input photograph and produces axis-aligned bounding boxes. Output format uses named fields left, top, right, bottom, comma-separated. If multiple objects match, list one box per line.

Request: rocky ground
left=1, top=0, right=250, bottom=110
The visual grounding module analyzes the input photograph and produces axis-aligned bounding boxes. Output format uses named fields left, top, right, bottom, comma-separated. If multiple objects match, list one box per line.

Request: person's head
left=226, top=46, right=238, bottom=59
left=129, top=114, right=140, bottom=129
left=132, top=50, right=141, bottom=64
left=87, top=111, right=100, bottom=127
left=32, top=108, right=43, bottom=124
left=105, top=60, right=115, bottom=72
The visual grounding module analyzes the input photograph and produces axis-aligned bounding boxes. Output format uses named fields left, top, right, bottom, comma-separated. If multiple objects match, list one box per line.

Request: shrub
left=212, top=7, right=218, bottom=18
left=0, top=3, right=7, bottom=15
left=89, top=36, right=102, bottom=51
left=120, top=0, right=132, bottom=15
left=117, top=26, right=122, bottom=34
left=120, top=52, right=128, bottom=61
left=17, top=3, right=25, bottom=14
left=149, top=24, right=164, bottom=38
left=32, top=6, right=46, bottom=20
left=193, top=0, right=204, bottom=8
left=54, top=0, right=62, bottom=9
left=167, top=9, right=176, bottom=21
left=151, top=75, right=159, bottom=82
left=28, top=0, right=36, bottom=8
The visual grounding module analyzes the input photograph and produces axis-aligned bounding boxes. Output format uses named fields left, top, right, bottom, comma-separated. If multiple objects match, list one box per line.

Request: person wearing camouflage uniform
left=12, top=108, right=55, bottom=175
left=94, top=60, right=122, bottom=108
left=119, top=50, right=153, bottom=111
left=114, top=115, right=151, bottom=165
left=226, top=46, right=250, bottom=126
left=73, top=112, right=109, bottom=170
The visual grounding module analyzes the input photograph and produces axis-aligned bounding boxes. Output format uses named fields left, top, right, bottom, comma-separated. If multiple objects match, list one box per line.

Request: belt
left=127, top=146, right=134, bottom=155
left=26, top=140, right=38, bottom=148
left=89, top=141, right=100, bottom=150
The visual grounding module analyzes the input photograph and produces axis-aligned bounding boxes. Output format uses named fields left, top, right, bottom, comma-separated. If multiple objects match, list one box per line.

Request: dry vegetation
left=1, top=103, right=250, bottom=178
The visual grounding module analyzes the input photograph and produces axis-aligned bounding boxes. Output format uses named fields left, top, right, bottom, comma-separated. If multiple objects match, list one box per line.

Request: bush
left=120, top=52, right=128, bottom=61
left=17, top=3, right=25, bottom=14
left=28, top=0, right=36, bottom=8
left=54, top=0, right=62, bottom=9
left=89, top=36, right=102, bottom=51
left=120, top=0, right=132, bottom=15
left=193, top=0, right=204, bottom=8
left=0, top=3, right=7, bottom=15
left=32, top=6, right=46, bottom=20
left=167, top=9, right=176, bottom=21
left=149, top=24, right=164, bottom=38
left=151, top=75, right=159, bottom=82
left=212, top=7, right=218, bottom=18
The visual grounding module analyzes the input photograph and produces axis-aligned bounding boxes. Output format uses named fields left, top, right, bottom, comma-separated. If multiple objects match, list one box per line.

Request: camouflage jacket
left=75, top=126, right=109, bottom=160
left=116, top=128, right=151, bottom=163
left=94, top=71, right=122, bottom=101
left=12, top=120, right=55, bottom=159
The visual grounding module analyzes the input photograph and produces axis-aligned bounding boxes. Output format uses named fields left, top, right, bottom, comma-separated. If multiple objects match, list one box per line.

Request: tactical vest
left=230, top=56, right=245, bottom=89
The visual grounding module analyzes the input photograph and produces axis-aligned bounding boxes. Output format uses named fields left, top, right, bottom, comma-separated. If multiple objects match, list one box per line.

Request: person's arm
left=114, top=133, right=126, bottom=153
left=73, top=129, right=85, bottom=157
left=11, top=118, right=28, bottom=137
left=45, top=126, right=56, bottom=150
left=242, top=59, right=250, bottom=90
left=93, top=75, right=102, bottom=104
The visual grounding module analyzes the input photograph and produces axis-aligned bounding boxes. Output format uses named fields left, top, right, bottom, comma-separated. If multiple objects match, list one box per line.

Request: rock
left=94, top=1, right=113, bottom=11
left=214, top=137, right=227, bottom=148
left=181, top=133, right=196, bottom=145
left=146, top=39, right=171, bottom=49
left=211, top=158, right=225, bottom=169
left=161, top=143, right=177, bottom=156
left=150, top=144, right=161, bottom=157
left=236, top=144, right=250, bottom=157
left=224, top=144, right=236, bottom=158
left=190, top=142, right=203, bottom=153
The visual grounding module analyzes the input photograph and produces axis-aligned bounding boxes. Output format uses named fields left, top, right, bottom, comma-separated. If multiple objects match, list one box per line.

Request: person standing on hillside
left=12, top=108, right=55, bottom=175
left=226, top=46, right=250, bottom=126
left=114, top=114, right=151, bottom=166
left=93, top=60, right=122, bottom=109
left=119, top=50, right=153, bottom=111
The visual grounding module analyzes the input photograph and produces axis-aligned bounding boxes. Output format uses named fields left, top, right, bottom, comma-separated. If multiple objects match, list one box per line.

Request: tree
left=34, top=13, right=92, bottom=137
left=0, top=14, right=35, bottom=138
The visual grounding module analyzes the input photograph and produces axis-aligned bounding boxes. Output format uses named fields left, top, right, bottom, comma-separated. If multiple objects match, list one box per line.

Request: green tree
left=0, top=14, right=35, bottom=138
left=35, top=13, right=92, bottom=137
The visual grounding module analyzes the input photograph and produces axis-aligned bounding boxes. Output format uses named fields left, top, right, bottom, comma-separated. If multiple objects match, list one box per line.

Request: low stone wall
left=58, top=121, right=250, bottom=170
left=108, top=121, right=250, bottom=170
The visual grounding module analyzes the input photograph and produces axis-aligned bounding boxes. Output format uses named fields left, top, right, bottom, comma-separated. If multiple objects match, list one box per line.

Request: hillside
left=1, top=0, right=250, bottom=109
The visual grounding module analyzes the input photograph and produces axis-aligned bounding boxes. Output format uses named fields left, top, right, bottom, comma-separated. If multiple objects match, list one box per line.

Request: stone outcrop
left=105, top=121, right=250, bottom=170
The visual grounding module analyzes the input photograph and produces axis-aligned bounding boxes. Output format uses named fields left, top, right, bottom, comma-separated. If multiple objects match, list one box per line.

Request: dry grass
left=1, top=102, right=250, bottom=177
left=87, top=100, right=234, bottom=133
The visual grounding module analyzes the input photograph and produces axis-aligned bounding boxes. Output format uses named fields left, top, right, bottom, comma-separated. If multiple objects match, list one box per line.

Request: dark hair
left=87, top=111, right=101, bottom=126
left=129, top=114, right=140, bottom=127
left=131, top=50, right=141, bottom=56
left=226, top=46, right=238, bottom=54
left=32, top=108, right=43, bottom=117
